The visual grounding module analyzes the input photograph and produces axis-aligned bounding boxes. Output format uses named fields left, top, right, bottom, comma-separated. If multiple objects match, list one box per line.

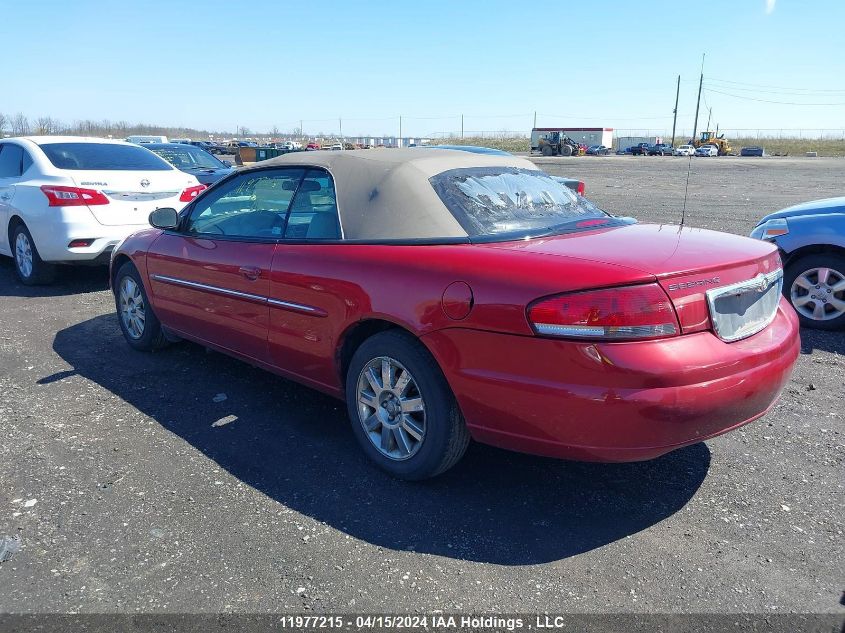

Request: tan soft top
left=242, top=148, right=539, bottom=240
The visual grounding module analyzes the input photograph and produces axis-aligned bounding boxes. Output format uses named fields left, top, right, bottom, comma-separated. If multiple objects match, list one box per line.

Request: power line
left=706, top=76, right=845, bottom=93
left=705, top=81, right=845, bottom=97
left=704, top=87, right=845, bottom=106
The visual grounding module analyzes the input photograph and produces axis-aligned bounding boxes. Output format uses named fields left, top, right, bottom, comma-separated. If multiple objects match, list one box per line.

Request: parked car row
left=617, top=143, right=767, bottom=157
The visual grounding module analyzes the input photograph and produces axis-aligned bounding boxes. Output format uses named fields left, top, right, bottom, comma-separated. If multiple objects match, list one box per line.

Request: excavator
left=691, top=130, right=733, bottom=156
left=537, top=131, right=584, bottom=157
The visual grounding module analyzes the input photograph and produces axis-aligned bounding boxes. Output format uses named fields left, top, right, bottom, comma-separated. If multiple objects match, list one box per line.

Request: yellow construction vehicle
left=692, top=131, right=733, bottom=156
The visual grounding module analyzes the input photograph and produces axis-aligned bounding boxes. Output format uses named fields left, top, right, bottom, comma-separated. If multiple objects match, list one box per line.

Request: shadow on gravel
left=50, top=314, right=711, bottom=566
left=0, top=257, right=109, bottom=297
left=799, top=328, right=845, bottom=356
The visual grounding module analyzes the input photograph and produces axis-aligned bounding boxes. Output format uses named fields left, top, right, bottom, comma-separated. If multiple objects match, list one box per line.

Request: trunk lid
left=70, top=170, right=199, bottom=226
left=481, top=223, right=782, bottom=335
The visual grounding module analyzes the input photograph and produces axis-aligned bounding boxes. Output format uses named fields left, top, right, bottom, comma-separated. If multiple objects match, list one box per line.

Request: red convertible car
left=111, top=149, right=800, bottom=479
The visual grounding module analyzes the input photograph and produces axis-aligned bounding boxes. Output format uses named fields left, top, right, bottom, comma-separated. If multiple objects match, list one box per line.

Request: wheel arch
left=110, top=253, right=134, bottom=292
left=7, top=214, right=25, bottom=246
left=336, top=317, right=424, bottom=388
left=781, top=243, right=845, bottom=268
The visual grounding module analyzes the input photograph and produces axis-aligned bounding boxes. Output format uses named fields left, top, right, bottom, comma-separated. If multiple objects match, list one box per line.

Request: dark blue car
left=751, top=197, right=845, bottom=329
left=144, top=143, right=235, bottom=185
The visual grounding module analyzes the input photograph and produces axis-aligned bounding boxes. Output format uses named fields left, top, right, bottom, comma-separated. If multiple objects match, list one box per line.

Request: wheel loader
left=691, top=131, right=733, bottom=156
left=537, top=131, right=583, bottom=157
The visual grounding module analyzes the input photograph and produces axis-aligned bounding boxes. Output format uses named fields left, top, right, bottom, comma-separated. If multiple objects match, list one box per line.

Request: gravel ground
left=0, top=156, right=842, bottom=617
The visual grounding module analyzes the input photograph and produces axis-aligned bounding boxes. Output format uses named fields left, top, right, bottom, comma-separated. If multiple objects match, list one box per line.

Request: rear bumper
left=29, top=207, right=145, bottom=263
left=422, top=298, right=800, bottom=462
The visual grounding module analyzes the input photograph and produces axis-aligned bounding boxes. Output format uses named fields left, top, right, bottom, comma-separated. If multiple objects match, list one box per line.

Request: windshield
left=430, top=167, right=611, bottom=239
left=40, top=143, right=173, bottom=171
left=149, top=145, right=226, bottom=170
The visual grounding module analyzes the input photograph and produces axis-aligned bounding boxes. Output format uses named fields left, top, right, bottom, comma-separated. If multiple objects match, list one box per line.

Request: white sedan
left=673, top=144, right=695, bottom=156
left=0, top=137, right=204, bottom=284
left=695, top=145, right=718, bottom=157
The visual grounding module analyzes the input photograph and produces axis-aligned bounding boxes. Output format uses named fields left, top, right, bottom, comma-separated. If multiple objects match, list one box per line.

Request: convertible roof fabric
left=242, top=148, right=538, bottom=240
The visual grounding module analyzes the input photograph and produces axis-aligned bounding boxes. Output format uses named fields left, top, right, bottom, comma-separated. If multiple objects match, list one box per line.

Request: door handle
left=0, top=193, right=10, bottom=200
left=239, top=266, right=261, bottom=281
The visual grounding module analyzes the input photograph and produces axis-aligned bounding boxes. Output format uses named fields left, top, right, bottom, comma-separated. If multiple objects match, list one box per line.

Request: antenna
left=681, top=154, right=693, bottom=226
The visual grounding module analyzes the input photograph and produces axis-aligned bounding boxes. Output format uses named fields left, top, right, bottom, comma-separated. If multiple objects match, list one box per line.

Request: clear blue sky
left=3, top=0, right=844, bottom=137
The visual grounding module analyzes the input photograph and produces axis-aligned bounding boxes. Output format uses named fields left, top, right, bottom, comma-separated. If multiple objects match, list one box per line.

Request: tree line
left=0, top=112, right=254, bottom=140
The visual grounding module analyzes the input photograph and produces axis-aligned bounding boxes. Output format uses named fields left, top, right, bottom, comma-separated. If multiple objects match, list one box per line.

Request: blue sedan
left=751, top=197, right=845, bottom=329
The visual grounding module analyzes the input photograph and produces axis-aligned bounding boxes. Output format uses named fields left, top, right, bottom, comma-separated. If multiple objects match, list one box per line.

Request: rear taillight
left=41, top=186, right=109, bottom=207
left=528, top=283, right=679, bottom=340
left=576, top=181, right=585, bottom=196
left=179, top=184, right=207, bottom=202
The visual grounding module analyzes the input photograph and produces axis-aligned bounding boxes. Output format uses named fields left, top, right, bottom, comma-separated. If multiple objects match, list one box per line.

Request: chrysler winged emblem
left=140, top=179, right=150, bottom=188
left=753, top=274, right=769, bottom=293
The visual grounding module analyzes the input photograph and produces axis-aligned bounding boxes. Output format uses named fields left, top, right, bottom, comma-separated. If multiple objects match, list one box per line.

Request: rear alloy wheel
left=784, top=253, right=845, bottom=330
left=114, top=261, right=169, bottom=351
left=346, top=330, right=469, bottom=480
left=12, top=224, right=56, bottom=285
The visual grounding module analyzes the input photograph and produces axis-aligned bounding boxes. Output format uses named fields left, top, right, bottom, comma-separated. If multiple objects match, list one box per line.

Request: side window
left=21, top=149, right=34, bottom=174
left=0, top=144, right=24, bottom=178
left=186, top=168, right=304, bottom=238
left=284, top=169, right=341, bottom=239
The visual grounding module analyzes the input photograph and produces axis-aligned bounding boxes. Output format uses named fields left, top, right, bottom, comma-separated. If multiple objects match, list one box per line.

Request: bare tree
left=237, top=126, right=250, bottom=137
left=35, top=116, right=57, bottom=135
left=271, top=126, right=279, bottom=137
left=11, top=113, right=30, bottom=136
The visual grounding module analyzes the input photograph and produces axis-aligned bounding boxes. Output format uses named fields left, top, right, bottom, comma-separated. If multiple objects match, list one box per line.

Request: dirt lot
left=0, top=156, right=842, bottom=617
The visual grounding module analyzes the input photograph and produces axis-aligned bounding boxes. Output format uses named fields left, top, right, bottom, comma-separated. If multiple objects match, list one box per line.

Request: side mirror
left=149, top=207, right=179, bottom=230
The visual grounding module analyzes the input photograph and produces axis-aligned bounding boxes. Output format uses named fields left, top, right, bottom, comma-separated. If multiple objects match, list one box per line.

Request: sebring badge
left=668, top=277, right=720, bottom=291
left=140, top=179, right=150, bottom=188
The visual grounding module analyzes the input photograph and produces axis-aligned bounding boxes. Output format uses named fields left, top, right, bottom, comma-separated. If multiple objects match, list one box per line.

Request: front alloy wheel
left=118, top=276, right=146, bottom=339
left=356, top=357, right=426, bottom=460
left=784, top=253, right=845, bottom=330
left=790, top=267, right=845, bottom=323
left=113, top=261, right=169, bottom=351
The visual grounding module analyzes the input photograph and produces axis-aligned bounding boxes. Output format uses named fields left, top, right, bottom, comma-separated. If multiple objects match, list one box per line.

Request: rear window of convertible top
left=429, top=166, right=611, bottom=240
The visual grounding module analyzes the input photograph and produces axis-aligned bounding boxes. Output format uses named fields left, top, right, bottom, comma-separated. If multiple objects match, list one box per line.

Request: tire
left=345, top=330, right=470, bottom=480
left=113, top=261, right=169, bottom=351
left=541, top=145, right=553, bottom=157
left=11, top=223, right=56, bottom=285
left=783, top=253, right=845, bottom=330
left=560, top=145, right=573, bottom=157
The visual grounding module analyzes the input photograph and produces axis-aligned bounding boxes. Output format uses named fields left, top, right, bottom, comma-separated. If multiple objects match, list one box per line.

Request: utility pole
left=705, top=107, right=712, bottom=133
left=533, top=111, right=537, bottom=128
left=671, top=75, right=680, bottom=148
left=300, top=119, right=303, bottom=138
left=339, top=117, right=342, bottom=141
left=399, top=115, right=402, bottom=147
left=691, top=53, right=705, bottom=143
left=461, top=114, right=464, bottom=139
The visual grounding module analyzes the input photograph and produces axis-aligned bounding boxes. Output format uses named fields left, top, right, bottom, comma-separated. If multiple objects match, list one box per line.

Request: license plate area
left=706, top=269, right=783, bottom=342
